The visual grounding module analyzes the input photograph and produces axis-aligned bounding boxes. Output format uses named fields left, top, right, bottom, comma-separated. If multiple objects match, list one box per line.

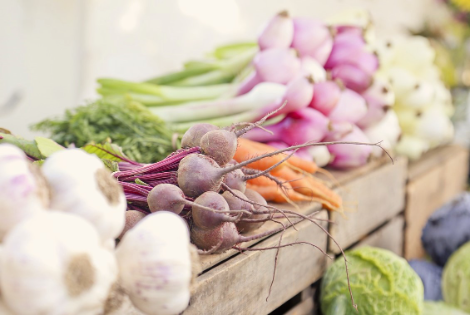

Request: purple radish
left=309, top=81, right=342, bottom=115
left=327, top=125, right=372, bottom=169
left=222, top=169, right=246, bottom=193
left=245, top=108, right=329, bottom=145
left=237, top=48, right=300, bottom=95
left=260, top=75, right=314, bottom=118
left=291, top=17, right=333, bottom=65
left=191, top=191, right=239, bottom=230
left=327, top=88, right=367, bottom=124
left=324, top=121, right=354, bottom=141
left=200, top=129, right=238, bottom=166
left=181, top=123, right=219, bottom=148
left=147, top=184, right=242, bottom=217
left=357, top=80, right=395, bottom=129
left=324, top=29, right=378, bottom=93
left=258, top=11, right=294, bottom=50
left=236, top=189, right=269, bottom=233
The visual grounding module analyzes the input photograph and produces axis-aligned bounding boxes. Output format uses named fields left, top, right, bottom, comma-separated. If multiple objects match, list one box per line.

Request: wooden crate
left=185, top=211, right=328, bottom=315
left=185, top=155, right=408, bottom=314
left=404, top=144, right=469, bottom=260
left=352, top=215, right=405, bottom=256
left=328, top=156, right=407, bottom=253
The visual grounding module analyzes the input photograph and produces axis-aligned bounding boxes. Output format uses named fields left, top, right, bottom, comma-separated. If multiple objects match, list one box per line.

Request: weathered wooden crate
left=352, top=215, right=405, bottom=256
left=328, top=156, right=407, bottom=253
left=404, top=144, right=469, bottom=260
left=185, top=155, right=408, bottom=314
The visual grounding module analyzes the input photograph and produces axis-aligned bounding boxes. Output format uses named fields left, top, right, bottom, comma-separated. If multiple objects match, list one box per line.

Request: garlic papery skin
left=116, top=211, right=192, bottom=315
left=0, top=144, right=46, bottom=240
left=41, top=148, right=126, bottom=242
left=0, top=212, right=118, bottom=315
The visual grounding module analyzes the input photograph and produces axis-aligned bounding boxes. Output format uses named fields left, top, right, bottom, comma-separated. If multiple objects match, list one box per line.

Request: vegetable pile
left=0, top=142, right=199, bottom=315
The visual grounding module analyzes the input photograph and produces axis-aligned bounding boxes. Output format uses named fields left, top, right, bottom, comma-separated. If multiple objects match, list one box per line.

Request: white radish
left=116, top=211, right=196, bottom=315
left=0, top=211, right=118, bottom=315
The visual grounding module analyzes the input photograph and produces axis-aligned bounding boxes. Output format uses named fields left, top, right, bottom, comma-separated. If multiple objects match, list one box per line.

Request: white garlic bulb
left=0, top=211, right=118, bottom=315
left=0, top=144, right=47, bottom=240
left=41, top=149, right=126, bottom=242
left=116, top=211, right=193, bottom=315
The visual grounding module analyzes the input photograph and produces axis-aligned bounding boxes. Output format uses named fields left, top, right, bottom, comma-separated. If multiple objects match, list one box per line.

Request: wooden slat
left=352, top=215, right=405, bottom=256
left=328, top=157, right=407, bottom=253
left=404, top=145, right=469, bottom=259
left=184, top=211, right=328, bottom=315
left=284, top=299, right=314, bottom=315
left=198, top=155, right=395, bottom=271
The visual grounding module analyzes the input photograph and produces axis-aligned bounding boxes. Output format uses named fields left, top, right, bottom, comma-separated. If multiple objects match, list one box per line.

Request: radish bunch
left=242, top=11, right=398, bottom=169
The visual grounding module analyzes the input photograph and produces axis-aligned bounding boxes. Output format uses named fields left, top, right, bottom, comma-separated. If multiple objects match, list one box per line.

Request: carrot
left=246, top=174, right=278, bottom=187
left=271, top=167, right=342, bottom=212
left=234, top=138, right=318, bottom=173
left=246, top=183, right=310, bottom=203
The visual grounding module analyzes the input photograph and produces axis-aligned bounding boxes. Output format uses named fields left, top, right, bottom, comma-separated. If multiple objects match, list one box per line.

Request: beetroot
left=237, top=189, right=270, bottom=233
left=191, top=192, right=239, bottom=230
left=181, top=123, right=219, bottom=148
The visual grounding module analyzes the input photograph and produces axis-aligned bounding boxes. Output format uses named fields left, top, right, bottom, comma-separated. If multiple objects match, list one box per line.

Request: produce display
left=320, top=247, right=424, bottom=315
left=0, top=5, right=465, bottom=315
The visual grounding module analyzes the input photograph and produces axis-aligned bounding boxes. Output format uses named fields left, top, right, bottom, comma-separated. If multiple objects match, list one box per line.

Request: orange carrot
left=246, top=183, right=310, bottom=203
left=234, top=138, right=318, bottom=173
left=271, top=167, right=342, bottom=211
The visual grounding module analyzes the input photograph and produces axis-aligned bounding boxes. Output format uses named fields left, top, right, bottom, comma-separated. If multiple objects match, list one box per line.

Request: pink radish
left=291, top=18, right=333, bottom=65
left=327, top=88, right=367, bottom=124
left=309, top=81, right=342, bottom=115
left=357, top=79, right=395, bottom=129
left=237, top=48, right=300, bottom=95
left=258, top=11, right=294, bottom=50
left=327, top=125, right=373, bottom=169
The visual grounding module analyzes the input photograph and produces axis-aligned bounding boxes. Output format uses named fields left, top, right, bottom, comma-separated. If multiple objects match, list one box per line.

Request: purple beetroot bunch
left=243, top=11, right=397, bottom=169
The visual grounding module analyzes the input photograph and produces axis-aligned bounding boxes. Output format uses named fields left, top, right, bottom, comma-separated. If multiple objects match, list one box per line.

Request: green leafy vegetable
left=423, top=301, right=469, bottom=315
left=32, top=97, right=177, bottom=163
left=320, top=246, right=423, bottom=315
left=34, top=137, right=64, bottom=157
left=0, top=132, right=45, bottom=160
left=443, top=241, right=470, bottom=312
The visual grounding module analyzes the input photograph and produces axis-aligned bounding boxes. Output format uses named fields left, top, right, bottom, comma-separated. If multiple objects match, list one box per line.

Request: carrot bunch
left=234, top=138, right=342, bottom=212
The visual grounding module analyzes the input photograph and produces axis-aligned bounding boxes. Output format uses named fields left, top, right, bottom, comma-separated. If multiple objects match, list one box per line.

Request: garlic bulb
left=116, top=211, right=194, bottom=315
left=0, top=144, right=47, bottom=240
left=0, top=211, right=118, bottom=315
left=41, top=149, right=126, bottom=242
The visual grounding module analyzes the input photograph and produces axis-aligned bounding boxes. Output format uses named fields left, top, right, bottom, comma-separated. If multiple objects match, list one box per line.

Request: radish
left=309, top=81, right=342, bottom=115
left=327, top=88, right=367, bottom=124
left=291, top=17, right=333, bottom=65
left=237, top=48, right=301, bottom=95
left=300, top=56, right=327, bottom=82
left=327, top=126, right=373, bottom=169
left=258, top=11, right=294, bottom=50
left=265, top=141, right=332, bottom=168
left=244, top=108, right=330, bottom=145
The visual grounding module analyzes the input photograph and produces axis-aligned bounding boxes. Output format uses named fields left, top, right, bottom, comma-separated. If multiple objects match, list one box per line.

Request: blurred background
left=0, top=0, right=448, bottom=138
